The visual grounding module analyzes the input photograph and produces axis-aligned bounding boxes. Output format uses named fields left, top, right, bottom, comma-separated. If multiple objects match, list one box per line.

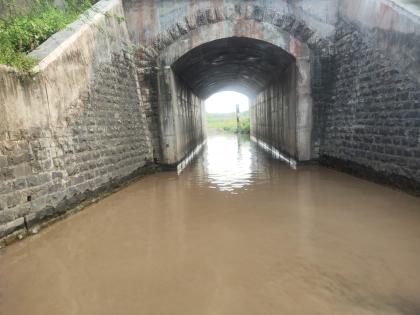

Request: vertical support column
left=157, top=65, right=206, bottom=167
left=157, top=66, right=178, bottom=165
left=295, top=54, right=313, bottom=161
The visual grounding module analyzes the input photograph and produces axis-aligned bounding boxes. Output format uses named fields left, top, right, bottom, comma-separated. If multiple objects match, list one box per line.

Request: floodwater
left=1, top=134, right=420, bottom=315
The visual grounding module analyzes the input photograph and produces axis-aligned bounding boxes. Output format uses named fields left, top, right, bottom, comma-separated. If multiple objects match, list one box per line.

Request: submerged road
left=1, top=134, right=420, bottom=315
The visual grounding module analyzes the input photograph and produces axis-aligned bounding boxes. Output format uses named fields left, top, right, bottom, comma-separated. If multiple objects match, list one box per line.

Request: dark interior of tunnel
left=171, top=37, right=296, bottom=98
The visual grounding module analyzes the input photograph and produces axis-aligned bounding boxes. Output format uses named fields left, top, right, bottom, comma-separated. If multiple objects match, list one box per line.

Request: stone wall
left=135, top=56, right=161, bottom=163
left=0, top=0, right=153, bottom=240
left=340, top=0, right=420, bottom=89
left=320, top=17, right=420, bottom=192
left=122, top=0, right=338, bottom=48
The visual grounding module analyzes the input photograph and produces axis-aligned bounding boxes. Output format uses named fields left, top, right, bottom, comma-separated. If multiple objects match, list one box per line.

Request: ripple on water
left=2, top=133, right=420, bottom=315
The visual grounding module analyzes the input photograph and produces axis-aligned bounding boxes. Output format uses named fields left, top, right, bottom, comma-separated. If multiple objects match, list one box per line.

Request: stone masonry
left=320, top=19, right=420, bottom=193
left=0, top=0, right=154, bottom=241
left=0, top=52, right=153, bottom=239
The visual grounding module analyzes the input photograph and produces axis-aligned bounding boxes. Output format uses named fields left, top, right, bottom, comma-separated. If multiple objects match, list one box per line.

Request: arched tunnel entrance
left=3, top=1, right=420, bottom=313
left=172, top=37, right=295, bottom=98
left=156, top=37, right=313, bottom=167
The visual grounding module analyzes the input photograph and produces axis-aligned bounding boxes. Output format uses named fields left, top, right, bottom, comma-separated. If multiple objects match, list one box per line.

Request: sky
left=205, top=91, right=249, bottom=113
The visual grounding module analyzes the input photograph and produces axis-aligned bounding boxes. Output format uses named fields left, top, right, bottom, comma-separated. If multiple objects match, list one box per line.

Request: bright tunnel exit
left=205, top=91, right=249, bottom=113
left=205, top=91, right=250, bottom=134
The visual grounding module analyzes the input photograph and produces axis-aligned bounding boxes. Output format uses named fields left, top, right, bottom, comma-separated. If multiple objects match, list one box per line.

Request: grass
left=206, top=111, right=250, bottom=134
left=0, top=0, right=91, bottom=71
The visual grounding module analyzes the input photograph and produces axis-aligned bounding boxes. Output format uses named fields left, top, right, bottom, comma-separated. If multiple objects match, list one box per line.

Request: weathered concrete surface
left=122, top=0, right=338, bottom=47
left=251, top=64, right=298, bottom=161
left=157, top=68, right=205, bottom=166
left=251, top=38, right=314, bottom=162
left=133, top=1, right=335, bottom=165
left=172, top=37, right=295, bottom=99
left=0, top=0, right=153, bottom=240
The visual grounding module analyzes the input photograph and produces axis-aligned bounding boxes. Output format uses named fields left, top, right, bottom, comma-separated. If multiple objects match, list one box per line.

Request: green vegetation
left=206, top=111, right=250, bottom=134
left=0, top=0, right=91, bottom=71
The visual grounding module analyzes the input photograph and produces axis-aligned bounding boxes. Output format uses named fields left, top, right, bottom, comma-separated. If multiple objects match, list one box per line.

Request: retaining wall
left=319, top=0, right=420, bottom=193
left=0, top=0, right=153, bottom=240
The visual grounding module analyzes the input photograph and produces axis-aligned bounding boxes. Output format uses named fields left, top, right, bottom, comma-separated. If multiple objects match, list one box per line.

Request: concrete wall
left=250, top=39, right=314, bottom=162
left=251, top=64, right=298, bottom=160
left=172, top=76, right=206, bottom=166
left=157, top=68, right=205, bottom=166
left=0, top=0, right=153, bottom=240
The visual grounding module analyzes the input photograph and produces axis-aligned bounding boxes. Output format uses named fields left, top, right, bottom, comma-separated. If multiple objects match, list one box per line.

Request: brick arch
left=133, top=4, right=334, bottom=166
left=136, top=4, right=333, bottom=63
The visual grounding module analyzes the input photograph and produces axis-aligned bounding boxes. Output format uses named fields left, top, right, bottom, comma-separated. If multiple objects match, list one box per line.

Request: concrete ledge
left=0, top=163, right=158, bottom=248
left=0, top=0, right=131, bottom=134
left=319, top=155, right=420, bottom=196
left=160, top=140, right=206, bottom=173
left=340, top=0, right=420, bottom=87
left=176, top=140, right=206, bottom=174
left=0, top=218, right=26, bottom=241
left=251, top=136, right=297, bottom=169
left=30, top=0, right=123, bottom=71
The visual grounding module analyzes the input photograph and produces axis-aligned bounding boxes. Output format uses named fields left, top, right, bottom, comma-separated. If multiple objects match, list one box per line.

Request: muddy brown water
left=1, top=134, right=420, bottom=315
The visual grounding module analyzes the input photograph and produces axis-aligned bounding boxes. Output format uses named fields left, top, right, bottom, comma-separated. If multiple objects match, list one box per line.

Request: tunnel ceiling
left=172, top=37, right=295, bottom=99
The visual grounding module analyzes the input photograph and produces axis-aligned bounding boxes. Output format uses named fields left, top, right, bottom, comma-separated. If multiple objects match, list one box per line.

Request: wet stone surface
left=1, top=134, right=420, bottom=315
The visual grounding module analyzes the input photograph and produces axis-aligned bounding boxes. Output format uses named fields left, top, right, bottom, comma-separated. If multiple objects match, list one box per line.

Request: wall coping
left=390, top=0, right=420, bottom=20
left=29, top=0, right=120, bottom=73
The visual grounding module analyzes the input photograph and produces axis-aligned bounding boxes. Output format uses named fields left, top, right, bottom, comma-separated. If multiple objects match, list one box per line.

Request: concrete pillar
left=157, top=66, right=206, bottom=167
left=295, top=55, right=313, bottom=161
left=157, top=66, right=178, bottom=165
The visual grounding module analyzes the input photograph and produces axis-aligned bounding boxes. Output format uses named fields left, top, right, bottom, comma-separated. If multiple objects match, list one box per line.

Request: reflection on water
left=205, top=134, right=252, bottom=191
left=190, top=133, right=286, bottom=193
left=1, top=134, right=420, bottom=315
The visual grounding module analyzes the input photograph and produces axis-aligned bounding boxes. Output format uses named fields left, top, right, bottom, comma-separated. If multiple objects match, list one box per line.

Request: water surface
left=1, top=134, right=420, bottom=315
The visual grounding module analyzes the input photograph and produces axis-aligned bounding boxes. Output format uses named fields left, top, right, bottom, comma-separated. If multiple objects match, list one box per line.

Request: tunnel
left=172, top=37, right=295, bottom=99
left=3, top=0, right=420, bottom=312
left=156, top=36, right=313, bottom=167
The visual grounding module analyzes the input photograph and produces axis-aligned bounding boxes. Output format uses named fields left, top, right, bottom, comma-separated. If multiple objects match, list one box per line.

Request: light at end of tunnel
left=205, top=91, right=249, bottom=113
